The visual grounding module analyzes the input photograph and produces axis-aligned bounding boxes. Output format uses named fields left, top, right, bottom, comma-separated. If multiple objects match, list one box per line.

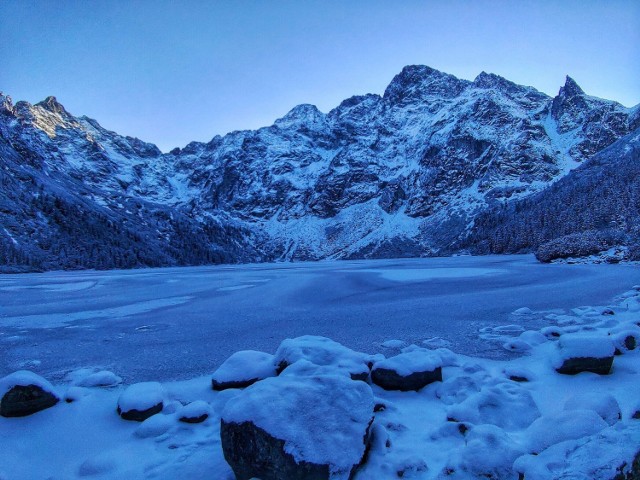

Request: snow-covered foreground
left=1, top=255, right=638, bottom=382
left=1, top=273, right=639, bottom=479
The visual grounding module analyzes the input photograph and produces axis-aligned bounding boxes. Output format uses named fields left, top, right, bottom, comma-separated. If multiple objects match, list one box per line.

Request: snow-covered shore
left=1, top=284, right=639, bottom=479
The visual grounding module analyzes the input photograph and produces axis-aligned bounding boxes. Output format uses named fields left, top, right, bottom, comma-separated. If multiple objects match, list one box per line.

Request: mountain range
left=1, top=65, right=639, bottom=272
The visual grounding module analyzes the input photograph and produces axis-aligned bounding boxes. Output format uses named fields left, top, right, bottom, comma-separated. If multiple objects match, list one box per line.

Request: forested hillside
left=458, top=127, right=640, bottom=261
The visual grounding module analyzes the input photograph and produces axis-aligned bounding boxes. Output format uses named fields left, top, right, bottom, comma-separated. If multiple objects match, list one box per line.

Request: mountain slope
left=1, top=66, right=638, bottom=271
left=456, top=126, right=640, bottom=260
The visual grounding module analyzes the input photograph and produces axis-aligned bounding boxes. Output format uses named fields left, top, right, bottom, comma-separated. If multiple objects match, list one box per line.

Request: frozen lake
left=0, top=255, right=638, bottom=382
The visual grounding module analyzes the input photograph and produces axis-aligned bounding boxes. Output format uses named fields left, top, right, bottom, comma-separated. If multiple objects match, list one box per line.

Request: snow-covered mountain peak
left=0, top=93, right=14, bottom=114
left=471, top=72, right=544, bottom=101
left=274, top=104, right=327, bottom=130
left=559, top=76, right=585, bottom=98
left=383, top=65, right=469, bottom=105
left=36, top=96, right=69, bottom=116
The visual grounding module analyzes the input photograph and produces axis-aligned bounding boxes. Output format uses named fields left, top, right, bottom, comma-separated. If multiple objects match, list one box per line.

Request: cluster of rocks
left=2, top=306, right=638, bottom=480
left=211, top=336, right=447, bottom=480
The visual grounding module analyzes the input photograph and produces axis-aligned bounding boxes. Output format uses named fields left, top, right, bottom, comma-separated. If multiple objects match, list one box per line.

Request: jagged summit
left=36, top=95, right=69, bottom=115
left=473, top=71, right=523, bottom=93
left=275, top=104, right=325, bottom=126
left=559, top=76, right=585, bottom=98
left=383, top=65, right=468, bottom=104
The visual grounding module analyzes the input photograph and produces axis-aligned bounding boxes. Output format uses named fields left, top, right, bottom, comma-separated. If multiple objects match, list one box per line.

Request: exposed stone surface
left=372, top=366, right=442, bottom=391
left=0, top=371, right=59, bottom=417
left=1, top=384, right=59, bottom=417
left=371, top=350, right=443, bottom=391
left=556, top=356, right=614, bottom=375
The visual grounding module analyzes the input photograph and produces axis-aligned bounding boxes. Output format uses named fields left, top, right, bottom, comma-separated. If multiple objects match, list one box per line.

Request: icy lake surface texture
left=0, top=255, right=638, bottom=382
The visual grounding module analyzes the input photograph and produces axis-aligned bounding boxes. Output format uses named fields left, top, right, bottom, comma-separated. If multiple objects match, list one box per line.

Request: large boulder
left=0, top=371, right=59, bottom=417
left=371, top=350, right=443, bottom=391
left=211, top=350, right=276, bottom=390
left=117, top=382, right=164, bottom=422
left=273, top=336, right=372, bottom=381
left=221, top=374, right=375, bottom=480
left=555, top=335, right=615, bottom=375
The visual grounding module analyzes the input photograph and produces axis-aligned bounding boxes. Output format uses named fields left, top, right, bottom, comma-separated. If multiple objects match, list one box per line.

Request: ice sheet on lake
left=358, top=267, right=502, bottom=282
left=1, top=296, right=194, bottom=328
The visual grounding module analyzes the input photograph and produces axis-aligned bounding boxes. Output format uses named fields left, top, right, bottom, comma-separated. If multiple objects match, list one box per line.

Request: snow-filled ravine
left=1, top=255, right=639, bottom=479
left=0, top=255, right=638, bottom=383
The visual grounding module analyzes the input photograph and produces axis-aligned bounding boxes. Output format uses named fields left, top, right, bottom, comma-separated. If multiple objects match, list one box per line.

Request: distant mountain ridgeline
left=1, top=66, right=639, bottom=272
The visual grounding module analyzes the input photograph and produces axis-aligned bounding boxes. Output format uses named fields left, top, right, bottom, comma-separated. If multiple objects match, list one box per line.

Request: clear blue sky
left=2, top=0, right=639, bottom=152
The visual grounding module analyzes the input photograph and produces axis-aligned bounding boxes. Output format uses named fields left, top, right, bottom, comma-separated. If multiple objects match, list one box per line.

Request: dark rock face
left=555, top=356, right=614, bottom=375
left=0, top=384, right=59, bottom=417
left=371, top=366, right=442, bottom=391
left=221, top=421, right=334, bottom=480
left=117, top=402, right=163, bottom=422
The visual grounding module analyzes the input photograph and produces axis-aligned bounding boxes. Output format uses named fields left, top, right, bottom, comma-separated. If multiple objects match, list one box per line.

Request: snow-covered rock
left=274, top=335, right=370, bottom=381
left=555, top=334, right=615, bottom=375
left=211, top=350, right=276, bottom=390
left=371, top=349, right=443, bottom=391
left=524, top=409, right=608, bottom=454
left=443, top=424, right=523, bottom=479
left=117, top=382, right=165, bottom=422
left=178, top=400, right=211, bottom=424
left=514, top=423, right=640, bottom=480
left=220, top=374, right=375, bottom=480
left=446, top=382, right=540, bottom=430
left=0, top=371, right=59, bottom=417
left=134, top=413, right=173, bottom=439
left=563, top=393, right=621, bottom=426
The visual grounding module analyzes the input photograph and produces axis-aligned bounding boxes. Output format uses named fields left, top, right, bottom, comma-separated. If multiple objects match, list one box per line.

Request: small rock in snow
left=274, top=335, right=370, bottom=381
left=0, top=370, right=59, bottom=417
left=211, top=350, right=276, bottom=391
left=371, top=350, right=443, bottom=391
left=525, top=409, right=608, bottom=454
left=564, top=393, right=621, bottom=426
left=611, top=330, right=638, bottom=354
left=178, top=400, right=211, bottom=424
left=117, top=382, right=164, bottom=422
left=555, top=335, right=615, bottom=375
left=134, top=413, right=173, bottom=439
left=503, top=366, right=535, bottom=383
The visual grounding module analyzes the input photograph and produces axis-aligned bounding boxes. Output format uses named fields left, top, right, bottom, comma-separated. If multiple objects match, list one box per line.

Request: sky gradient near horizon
left=2, top=1, right=639, bottom=152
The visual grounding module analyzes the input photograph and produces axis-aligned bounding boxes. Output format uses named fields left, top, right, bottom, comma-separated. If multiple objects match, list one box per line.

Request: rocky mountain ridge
left=1, top=65, right=638, bottom=270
